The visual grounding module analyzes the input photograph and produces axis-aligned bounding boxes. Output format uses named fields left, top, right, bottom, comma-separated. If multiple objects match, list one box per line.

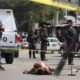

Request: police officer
left=40, top=25, right=48, bottom=61
left=27, top=30, right=36, bottom=59
left=0, top=21, right=5, bottom=70
left=64, top=20, right=77, bottom=65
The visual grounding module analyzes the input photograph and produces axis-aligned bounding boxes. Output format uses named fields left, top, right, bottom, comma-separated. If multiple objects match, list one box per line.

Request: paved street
left=0, top=50, right=80, bottom=80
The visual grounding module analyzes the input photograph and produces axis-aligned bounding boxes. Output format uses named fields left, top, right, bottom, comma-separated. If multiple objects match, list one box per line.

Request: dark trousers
left=0, top=51, right=1, bottom=66
left=68, top=52, right=74, bottom=65
left=40, top=42, right=47, bottom=60
left=67, top=42, right=75, bottom=65
left=29, top=44, right=36, bottom=59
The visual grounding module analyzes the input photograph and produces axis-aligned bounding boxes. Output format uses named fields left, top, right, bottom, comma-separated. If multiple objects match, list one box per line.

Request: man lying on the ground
left=23, top=61, right=54, bottom=75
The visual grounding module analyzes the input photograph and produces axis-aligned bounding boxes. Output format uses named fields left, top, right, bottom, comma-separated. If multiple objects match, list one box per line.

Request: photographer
left=64, top=20, right=77, bottom=65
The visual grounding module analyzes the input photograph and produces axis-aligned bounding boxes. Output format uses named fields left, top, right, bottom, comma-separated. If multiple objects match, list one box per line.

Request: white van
left=0, top=9, right=20, bottom=64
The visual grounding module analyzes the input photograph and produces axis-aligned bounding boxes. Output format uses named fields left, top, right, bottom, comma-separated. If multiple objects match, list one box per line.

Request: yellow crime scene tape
left=0, top=47, right=80, bottom=54
left=0, top=47, right=59, bottom=52
left=30, top=0, right=80, bottom=12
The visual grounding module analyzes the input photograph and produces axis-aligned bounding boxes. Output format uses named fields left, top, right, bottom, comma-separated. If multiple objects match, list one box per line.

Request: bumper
left=0, top=46, right=19, bottom=53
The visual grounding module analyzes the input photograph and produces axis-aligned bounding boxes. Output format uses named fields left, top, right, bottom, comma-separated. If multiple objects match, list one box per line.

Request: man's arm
left=23, top=67, right=35, bottom=74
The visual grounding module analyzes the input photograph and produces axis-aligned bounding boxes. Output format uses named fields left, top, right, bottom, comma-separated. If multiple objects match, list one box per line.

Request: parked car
left=36, top=37, right=62, bottom=53
left=47, top=37, right=62, bottom=53
left=21, top=41, right=29, bottom=49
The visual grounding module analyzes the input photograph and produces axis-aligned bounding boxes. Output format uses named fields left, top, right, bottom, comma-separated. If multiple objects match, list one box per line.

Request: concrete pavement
left=0, top=50, right=80, bottom=80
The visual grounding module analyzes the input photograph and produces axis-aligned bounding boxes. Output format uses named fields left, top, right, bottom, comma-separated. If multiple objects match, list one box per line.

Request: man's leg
left=29, top=45, right=32, bottom=59
left=40, top=51, right=44, bottom=60
left=0, top=51, right=5, bottom=70
left=68, top=45, right=75, bottom=65
left=29, top=43, right=34, bottom=59
left=68, top=53, right=72, bottom=65
left=29, top=50, right=31, bottom=59
left=40, top=43, right=44, bottom=60
left=0, top=51, right=1, bottom=66
left=33, top=45, right=36, bottom=59
left=23, top=68, right=35, bottom=74
left=40, top=51, right=45, bottom=60
left=43, top=45, right=47, bottom=61
left=33, top=51, right=36, bottom=59
left=54, top=41, right=75, bottom=75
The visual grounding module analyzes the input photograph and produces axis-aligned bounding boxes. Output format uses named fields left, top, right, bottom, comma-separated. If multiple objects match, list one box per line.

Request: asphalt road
left=0, top=50, right=80, bottom=80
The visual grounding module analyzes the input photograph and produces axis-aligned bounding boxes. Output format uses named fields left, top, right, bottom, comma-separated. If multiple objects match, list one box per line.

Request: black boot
left=29, top=51, right=31, bottom=59
left=33, top=51, right=36, bottom=59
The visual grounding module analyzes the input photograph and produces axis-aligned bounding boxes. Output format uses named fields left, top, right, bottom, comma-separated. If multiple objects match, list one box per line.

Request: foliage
left=0, top=0, right=64, bottom=32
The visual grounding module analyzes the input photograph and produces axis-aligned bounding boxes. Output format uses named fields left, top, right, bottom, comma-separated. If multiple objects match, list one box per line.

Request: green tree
left=0, top=0, right=64, bottom=32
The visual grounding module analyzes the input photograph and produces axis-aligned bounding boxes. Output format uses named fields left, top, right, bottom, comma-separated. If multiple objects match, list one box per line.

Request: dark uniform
left=54, top=20, right=77, bottom=75
left=64, top=20, right=77, bottom=65
left=40, top=27, right=48, bottom=61
left=27, top=31, right=36, bottom=59
left=0, top=22, right=5, bottom=70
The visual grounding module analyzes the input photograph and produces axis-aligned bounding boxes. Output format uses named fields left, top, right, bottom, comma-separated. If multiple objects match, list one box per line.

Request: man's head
left=41, top=25, right=47, bottom=32
left=35, top=68, right=44, bottom=75
left=66, top=20, right=73, bottom=27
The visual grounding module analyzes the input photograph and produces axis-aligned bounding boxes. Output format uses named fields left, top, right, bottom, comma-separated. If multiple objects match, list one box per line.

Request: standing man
left=27, top=30, right=36, bottom=59
left=54, top=20, right=77, bottom=75
left=40, top=25, right=49, bottom=61
left=64, top=20, right=77, bottom=65
left=0, top=21, right=5, bottom=70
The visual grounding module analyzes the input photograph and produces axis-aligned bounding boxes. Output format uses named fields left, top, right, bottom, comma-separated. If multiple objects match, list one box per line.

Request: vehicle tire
left=14, top=50, right=19, bottom=58
left=4, top=53, right=14, bottom=64
left=60, top=48, right=65, bottom=56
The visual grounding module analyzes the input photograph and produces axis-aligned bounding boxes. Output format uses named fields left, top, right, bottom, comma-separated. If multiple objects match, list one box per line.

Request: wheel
left=4, top=53, right=14, bottom=64
left=14, top=50, right=19, bottom=58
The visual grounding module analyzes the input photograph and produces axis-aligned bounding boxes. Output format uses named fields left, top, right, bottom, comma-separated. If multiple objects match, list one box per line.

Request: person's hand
left=23, top=70, right=28, bottom=74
